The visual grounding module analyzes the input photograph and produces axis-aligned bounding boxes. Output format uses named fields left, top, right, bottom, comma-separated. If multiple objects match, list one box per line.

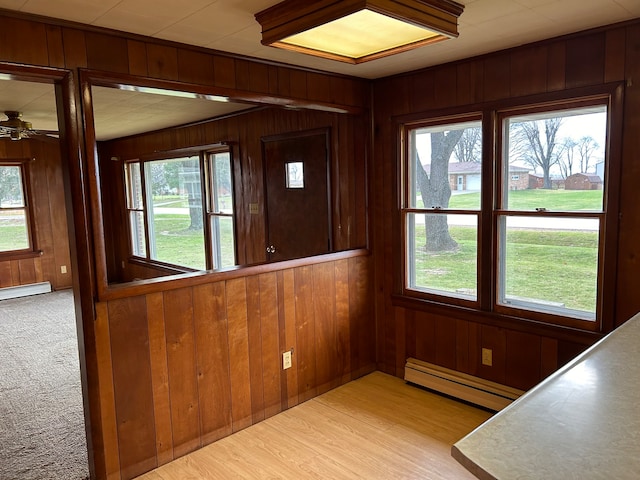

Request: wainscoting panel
left=94, top=255, right=374, bottom=479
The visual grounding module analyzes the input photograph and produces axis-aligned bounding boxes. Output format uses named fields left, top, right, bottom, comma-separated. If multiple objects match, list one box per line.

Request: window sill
left=391, top=293, right=604, bottom=345
left=0, top=250, right=42, bottom=262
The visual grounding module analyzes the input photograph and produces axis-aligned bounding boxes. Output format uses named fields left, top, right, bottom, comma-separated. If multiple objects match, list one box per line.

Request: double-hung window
left=402, top=91, right=617, bottom=331
left=404, top=115, right=483, bottom=304
left=124, top=148, right=236, bottom=271
left=0, top=161, right=35, bottom=255
left=496, top=102, right=607, bottom=322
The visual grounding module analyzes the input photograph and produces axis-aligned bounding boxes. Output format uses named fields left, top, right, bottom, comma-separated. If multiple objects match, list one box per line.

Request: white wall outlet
left=482, top=348, right=493, bottom=367
left=60, top=265, right=67, bottom=274
left=282, top=350, right=292, bottom=370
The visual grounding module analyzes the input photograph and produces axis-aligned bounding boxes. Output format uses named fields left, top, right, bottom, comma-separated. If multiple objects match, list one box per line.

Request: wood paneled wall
left=94, top=254, right=374, bottom=480
left=99, top=107, right=368, bottom=282
left=0, top=138, right=72, bottom=290
left=371, top=21, right=640, bottom=389
left=0, top=11, right=371, bottom=480
left=0, top=15, right=368, bottom=110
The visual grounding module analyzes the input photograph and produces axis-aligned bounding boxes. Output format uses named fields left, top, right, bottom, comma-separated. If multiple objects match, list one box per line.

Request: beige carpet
left=0, top=290, right=89, bottom=480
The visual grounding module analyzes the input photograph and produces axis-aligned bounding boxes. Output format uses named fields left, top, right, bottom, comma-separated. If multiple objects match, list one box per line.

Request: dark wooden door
left=262, top=129, right=331, bottom=262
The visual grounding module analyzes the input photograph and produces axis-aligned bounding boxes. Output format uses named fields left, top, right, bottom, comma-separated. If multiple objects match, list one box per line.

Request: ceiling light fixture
left=255, top=0, right=464, bottom=64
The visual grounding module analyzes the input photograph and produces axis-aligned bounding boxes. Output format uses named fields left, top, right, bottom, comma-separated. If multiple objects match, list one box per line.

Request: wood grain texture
left=133, top=372, right=491, bottom=480
left=371, top=20, right=638, bottom=395
left=0, top=139, right=72, bottom=290
left=192, top=282, right=233, bottom=445
left=146, top=293, right=173, bottom=466
left=226, top=277, right=253, bottom=432
left=108, top=296, right=157, bottom=480
left=163, top=288, right=201, bottom=458
left=94, top=302, right=122, bottom=480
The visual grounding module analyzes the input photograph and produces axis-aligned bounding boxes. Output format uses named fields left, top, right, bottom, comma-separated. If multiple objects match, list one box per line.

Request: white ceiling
left=0, top=0, right=638, bottom=140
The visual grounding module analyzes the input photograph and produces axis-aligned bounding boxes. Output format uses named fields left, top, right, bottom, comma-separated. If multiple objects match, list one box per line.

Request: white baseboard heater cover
left=405, top=358, right=524, bottom=411
left=0, top=281, right=52, bottom=301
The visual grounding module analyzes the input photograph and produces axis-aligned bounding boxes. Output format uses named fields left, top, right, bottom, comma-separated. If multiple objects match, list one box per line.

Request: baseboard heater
left=404, top=358, right=524, bottom=411
left=0, top=281, right=52, bottom=301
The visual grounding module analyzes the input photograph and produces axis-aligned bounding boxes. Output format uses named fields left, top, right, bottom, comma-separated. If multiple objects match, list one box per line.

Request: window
left=207, top=151, right=236, bottom=269
left=404, top=116, right=482, bottom=302
left=497, top=104, right=607, bottom=322
left=0, top=162, right=35, bottom=255
left=402, top=93, right=615, bottom=330
left=124, top=148, right=236, bottom=271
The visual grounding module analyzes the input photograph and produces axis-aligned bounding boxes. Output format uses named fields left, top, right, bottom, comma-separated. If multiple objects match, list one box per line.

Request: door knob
left=266, top=245, right=276, bottom=254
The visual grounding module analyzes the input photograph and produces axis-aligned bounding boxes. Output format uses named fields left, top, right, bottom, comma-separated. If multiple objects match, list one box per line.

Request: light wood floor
left=135, top=372, right=492, bottom=479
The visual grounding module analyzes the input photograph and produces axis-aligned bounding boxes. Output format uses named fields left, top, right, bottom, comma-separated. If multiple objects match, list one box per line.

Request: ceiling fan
left=0, top=110, right=58, bottom=141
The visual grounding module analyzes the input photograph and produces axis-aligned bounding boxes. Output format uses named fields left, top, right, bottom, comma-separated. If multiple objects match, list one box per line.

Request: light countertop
left=452, top=313, right=640, bottom=480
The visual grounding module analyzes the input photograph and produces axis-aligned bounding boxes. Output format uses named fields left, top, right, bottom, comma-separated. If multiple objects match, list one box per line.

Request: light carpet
left=0, top=290, right=89, bottom=480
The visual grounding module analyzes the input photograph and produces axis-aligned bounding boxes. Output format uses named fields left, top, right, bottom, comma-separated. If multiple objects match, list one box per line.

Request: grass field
left=448, top=188, right=603, bottom=211
left=149, top=213, right=235, bottom=270
left=410, top=219, right=598, bottom=313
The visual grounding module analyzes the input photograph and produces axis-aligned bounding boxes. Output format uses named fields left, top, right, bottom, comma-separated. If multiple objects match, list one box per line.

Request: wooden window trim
left=123, top=146, right=237, bottom=272
left=396, top=83, right=624, bottom=335
left=0, top=159, right=38, bottom=257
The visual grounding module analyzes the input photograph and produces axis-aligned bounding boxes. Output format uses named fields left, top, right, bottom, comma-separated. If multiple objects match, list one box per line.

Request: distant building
left=429, top=162, right=530, bottom=191
left=529, top=173, right=544, bottom=189
left=565, top=173, right=603, bottom=190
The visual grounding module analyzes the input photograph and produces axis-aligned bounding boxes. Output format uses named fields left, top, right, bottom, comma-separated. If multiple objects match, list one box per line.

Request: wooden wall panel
left=108, top=296, right=157, bottom=479
left=146, top=44, right=179, bottom=81
left=294, top=266, right=318, bottom=403
left=246, top=275, right=266, bottom=424
left=372, top=21, right=640, bottom=393
left=127, top=40, right=149, bottom=77
left=163, top=288, right=201, bottom=458
left=334, top=259, right=352, bottom=383
left=565, top=33, right=605, bottom=88
left=281, top=268, right=299, bottom=408
left=192, top=282, right=232, bottom=445
left=615, top=23, right=640, bottom=325
left=226, top=277, right=253, bottom=432
left=85, top=32, right=129, bottom=73
left=45, top=25, right=65, bottom=68
left=313, top=262, right=338, bottom=395
left=0, top=17, right=49, bottom=65
left=145, top=292, right=173, bottom=466
left=258, top=272, right=282, bottom=419
left=93, top=256, right=374, bottom=478
left=0, top=139, right=72, bottom=291
left=94, top=302, right=121, bottom=480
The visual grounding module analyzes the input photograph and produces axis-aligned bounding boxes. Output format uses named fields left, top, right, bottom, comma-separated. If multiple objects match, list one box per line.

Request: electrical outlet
left=60, top=265, right=67, bottom=274
left=282, top=350, right=292, bottom=370
left=482, top=348, right=493, bottom=366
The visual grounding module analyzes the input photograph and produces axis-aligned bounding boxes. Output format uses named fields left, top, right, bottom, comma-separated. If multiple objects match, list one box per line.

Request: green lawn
left=150, top=213, right=235, bottom=270
left=448, top=188, right=602, bottom=210
left=0, top=221, right=29, bottom=251
left=411, top=224, right=598, bottom=313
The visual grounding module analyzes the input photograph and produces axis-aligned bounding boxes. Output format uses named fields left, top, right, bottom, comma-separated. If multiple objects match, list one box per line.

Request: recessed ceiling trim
left=255, top=0, right=464, bottom=64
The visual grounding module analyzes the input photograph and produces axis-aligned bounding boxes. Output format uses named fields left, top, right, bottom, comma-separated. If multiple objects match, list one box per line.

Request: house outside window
left=401, top=92, right=616, bottom=330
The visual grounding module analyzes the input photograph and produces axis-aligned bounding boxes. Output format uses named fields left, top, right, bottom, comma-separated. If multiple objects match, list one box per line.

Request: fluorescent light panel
left=281, top=9, right=440, bottom=59
left=256, top=0, right=464, bottom=64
